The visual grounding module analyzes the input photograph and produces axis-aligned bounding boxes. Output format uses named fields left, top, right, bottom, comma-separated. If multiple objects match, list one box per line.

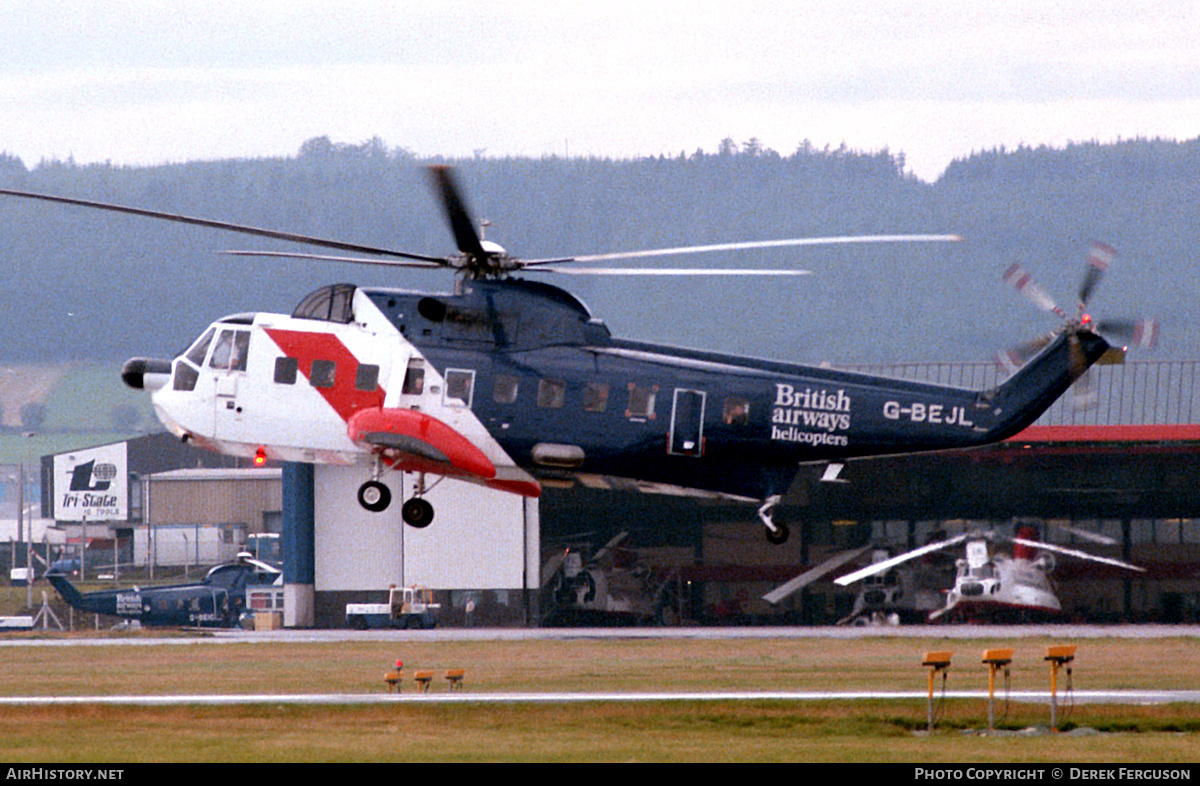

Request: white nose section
left=121, top=357, right=172, bottom=391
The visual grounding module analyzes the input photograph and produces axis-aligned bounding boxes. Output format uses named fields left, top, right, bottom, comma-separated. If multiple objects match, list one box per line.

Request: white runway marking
left=2, top=690, right=1198, bottom=706
left=3, top=626, right=1198, bottom=707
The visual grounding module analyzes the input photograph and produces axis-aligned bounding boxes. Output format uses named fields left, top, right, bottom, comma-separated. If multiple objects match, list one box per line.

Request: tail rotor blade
left=1079, top=241, right=1116, bottom=307
left=1096, top=318, right=1160, bottom=350
left=1070, top=368, right=1099, bottom=410
left=1003, top=263, right=1064, bottom=317
left=1133, top=318, right=1161, bottom=350
left=995, top=334, right=1053, bottom=374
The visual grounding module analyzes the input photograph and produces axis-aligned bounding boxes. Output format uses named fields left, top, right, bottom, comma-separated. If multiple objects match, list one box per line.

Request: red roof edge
left=1008, top=424, right=1200, bottom=443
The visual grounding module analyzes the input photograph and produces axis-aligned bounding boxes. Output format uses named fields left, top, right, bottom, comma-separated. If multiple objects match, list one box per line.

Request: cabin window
left=274, top=357, right=298, bottom=385
left=209, top=329, right=250, bottom=372
left=310, top=360, right=336, bottom=388
left=355, top=364, right=380, bottom=392
left=494, top=374, right=519, bottom=404
left=583, top=382, right=609, bottom=412
left=723, top=397, right=750, bottom=426
left=626, top=383, right=658, bottom=419
left=444, top=369, right=475, bottom=407
left=538, top=379, right=566, bottom=409
left=402, top=361, right=425, bottom=395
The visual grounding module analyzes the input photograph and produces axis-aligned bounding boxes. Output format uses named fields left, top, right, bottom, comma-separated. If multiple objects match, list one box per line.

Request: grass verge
left=0, top=634, right=1197, bottom=762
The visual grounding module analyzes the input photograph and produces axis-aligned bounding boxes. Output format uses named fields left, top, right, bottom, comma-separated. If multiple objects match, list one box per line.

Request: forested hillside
left=0, top=136, right=1196, bottom=366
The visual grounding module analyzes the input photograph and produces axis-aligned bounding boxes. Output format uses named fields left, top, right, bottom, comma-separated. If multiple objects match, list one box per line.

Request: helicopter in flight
left=1, top=169, right=1119, bottom=544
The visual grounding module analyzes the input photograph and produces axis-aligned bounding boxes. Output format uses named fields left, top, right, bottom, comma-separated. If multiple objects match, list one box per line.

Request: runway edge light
left=1045, top=644, right=1077, bottom=731
left=981, top=648, right=1015, bottom=733
left=921, top=651, right=953, bottom=732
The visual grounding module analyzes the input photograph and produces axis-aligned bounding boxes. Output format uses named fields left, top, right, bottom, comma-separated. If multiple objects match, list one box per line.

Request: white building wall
left=313, top=464, right=536, bottom=591
left=133, top=523, right=245, bottom=567
left=313, top=465, right=405, bottom=591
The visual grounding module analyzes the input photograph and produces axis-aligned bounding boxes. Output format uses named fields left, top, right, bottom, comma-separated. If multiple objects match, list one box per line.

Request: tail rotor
left=998, top=242, right=1159, bottom=408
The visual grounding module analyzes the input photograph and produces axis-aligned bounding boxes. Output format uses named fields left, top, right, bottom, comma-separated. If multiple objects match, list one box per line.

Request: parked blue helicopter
left=45, top=554, right=281, bottom=628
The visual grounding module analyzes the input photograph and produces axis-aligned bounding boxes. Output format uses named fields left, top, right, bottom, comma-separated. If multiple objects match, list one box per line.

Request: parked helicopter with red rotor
left=1, top=169, right=1126, bottom=544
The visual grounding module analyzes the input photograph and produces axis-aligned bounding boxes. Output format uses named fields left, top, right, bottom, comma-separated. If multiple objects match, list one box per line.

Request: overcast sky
left=2, top=0, right=1197, bottom=181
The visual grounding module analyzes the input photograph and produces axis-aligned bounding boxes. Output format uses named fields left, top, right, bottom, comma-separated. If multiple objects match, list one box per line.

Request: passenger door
left=668, top=388, right=706, bottom=457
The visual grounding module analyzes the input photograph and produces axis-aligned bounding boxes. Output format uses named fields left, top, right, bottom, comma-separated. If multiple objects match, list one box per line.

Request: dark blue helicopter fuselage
left=355, top=277, right=1108, bottom=503
left=47, top=560, right=281, bottom=628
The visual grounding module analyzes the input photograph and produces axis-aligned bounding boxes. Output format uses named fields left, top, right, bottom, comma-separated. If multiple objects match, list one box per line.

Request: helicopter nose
left=121, top=357, right=173, bottom=391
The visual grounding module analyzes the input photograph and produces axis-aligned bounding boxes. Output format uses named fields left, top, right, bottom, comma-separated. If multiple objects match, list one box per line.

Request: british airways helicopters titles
left=1, top=168, right=1118, bottom=544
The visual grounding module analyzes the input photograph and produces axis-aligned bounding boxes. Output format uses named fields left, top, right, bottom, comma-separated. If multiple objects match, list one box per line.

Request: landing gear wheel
left=357, top=480, right=392, bottom=513
left=402, top=497, right=434, bottom=528
left=765, top=523, right=790, bottom=545
left=756, top=495, right=788, bottom=546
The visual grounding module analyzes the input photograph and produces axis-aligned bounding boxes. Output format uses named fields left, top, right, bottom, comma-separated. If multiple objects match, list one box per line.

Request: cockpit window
left=209, top=330, right=250, bottom=372
left=173, top=362, right=199, bottom=391
left=293, top=284, right=357, bottom=323
left=185, top=328, right=215, bottom=366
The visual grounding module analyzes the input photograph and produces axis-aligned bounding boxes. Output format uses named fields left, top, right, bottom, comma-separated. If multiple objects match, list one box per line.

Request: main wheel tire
left=765, top=523, right=790, bottom=545
left=402, top=497, right=435, bottom=528
left=357, top=480, right=392, bottom=512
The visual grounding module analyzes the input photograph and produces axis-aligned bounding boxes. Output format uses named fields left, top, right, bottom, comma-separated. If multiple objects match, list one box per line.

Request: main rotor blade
left=1010, top=537, right=1146, bottom=573
left=0, top=187, right=446, bottom=264
left=834, top=533, right=970, bottom=585
left=223, top=250, right=448, bottom=269
left=524, top=234, right=961, bottom=266
left=427, top=165, right=487, bottom=259
left=524, top=267, right=813, bottom=276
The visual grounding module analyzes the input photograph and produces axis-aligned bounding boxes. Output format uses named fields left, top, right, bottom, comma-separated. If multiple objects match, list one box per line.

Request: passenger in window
left=538, top=379, right=566, bottom=409
left=724, top=398, right=750, bottom=425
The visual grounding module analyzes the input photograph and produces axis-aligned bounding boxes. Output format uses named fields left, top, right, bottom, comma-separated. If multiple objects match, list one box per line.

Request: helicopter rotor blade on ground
left=834, top=533, right=971, bottom=586
left=762, top=545, right=873, bottom=605
left=1009, top=536, right=1145, bottom=572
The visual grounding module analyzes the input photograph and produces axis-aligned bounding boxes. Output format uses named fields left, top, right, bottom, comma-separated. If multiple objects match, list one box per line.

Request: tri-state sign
left=53, top=442, right=127, bottom=521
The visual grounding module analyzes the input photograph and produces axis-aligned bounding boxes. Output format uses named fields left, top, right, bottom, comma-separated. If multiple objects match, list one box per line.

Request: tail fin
left=984, top=327, right=1110, bottom=441
left=46, top=572, right=87, bottom=611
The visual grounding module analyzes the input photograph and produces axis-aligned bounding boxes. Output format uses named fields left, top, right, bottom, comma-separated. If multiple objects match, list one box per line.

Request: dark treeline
left=0, top=135, right=1196, bottom=365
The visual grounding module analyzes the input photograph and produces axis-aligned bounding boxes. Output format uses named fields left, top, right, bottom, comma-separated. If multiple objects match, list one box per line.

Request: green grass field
left=1, top=632, right=1199, bottom=762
